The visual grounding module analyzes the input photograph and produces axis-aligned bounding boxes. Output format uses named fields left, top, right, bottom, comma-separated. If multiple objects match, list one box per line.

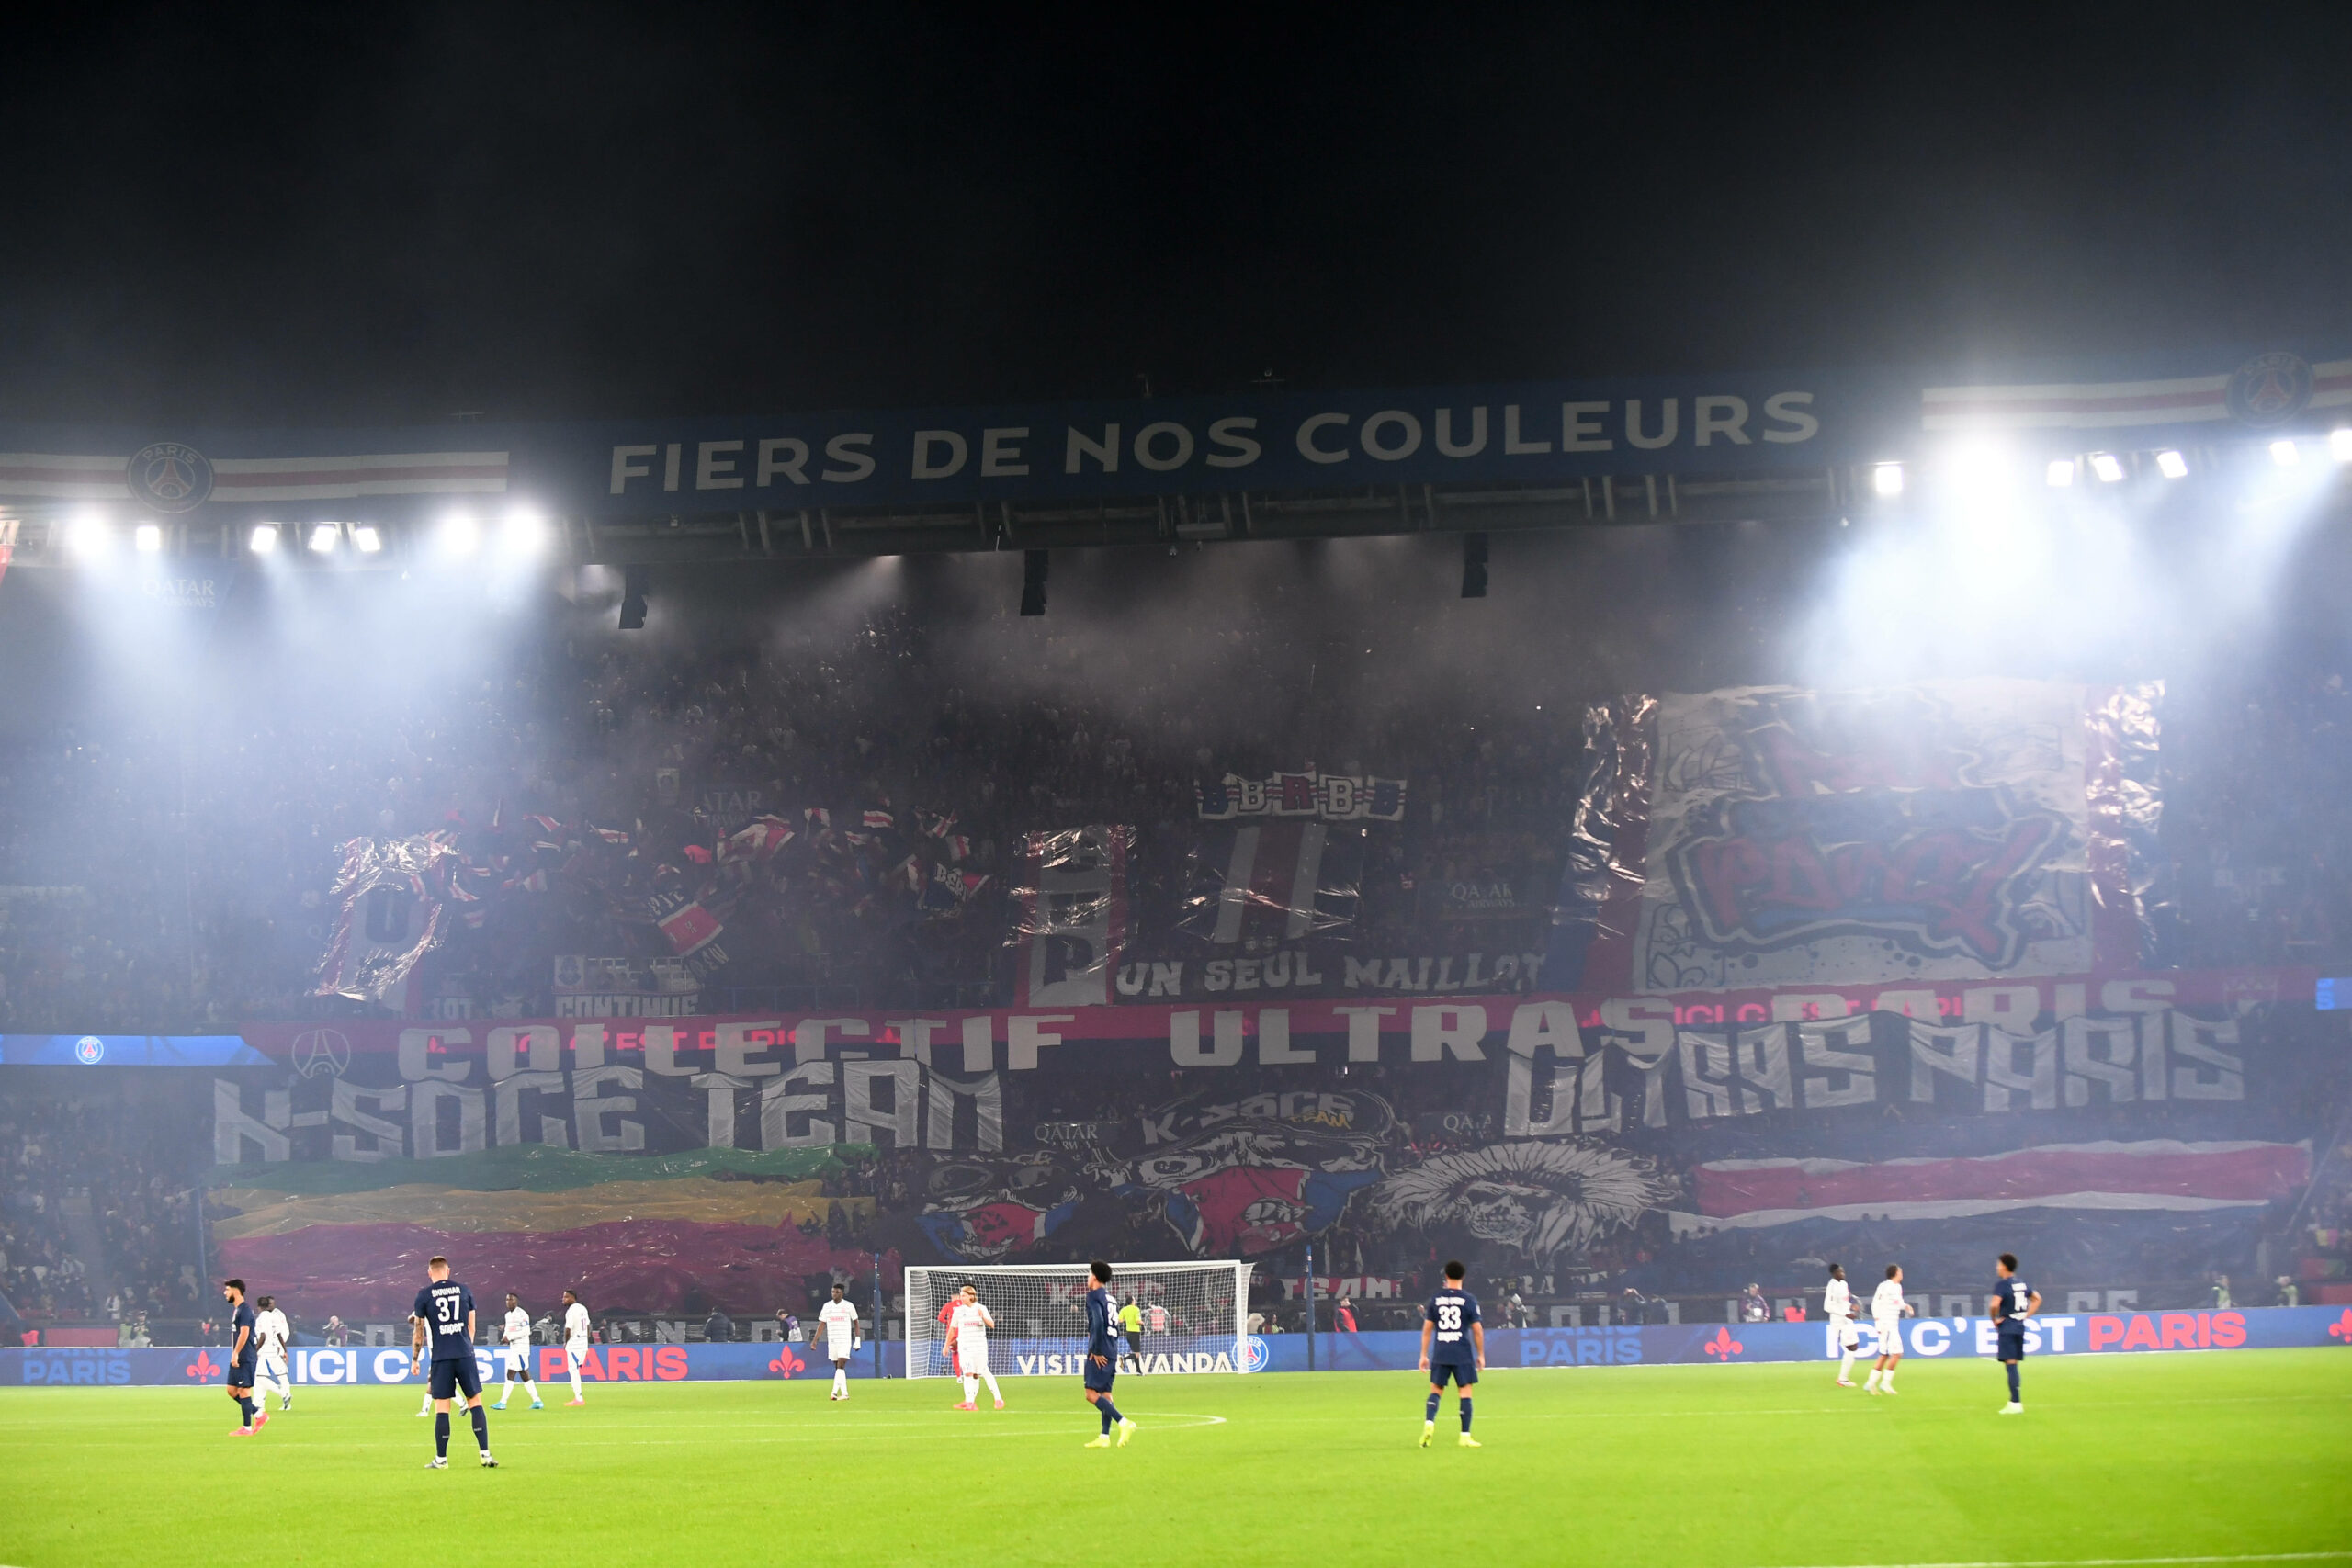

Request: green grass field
left=4, top=1351, right=2347, bottom=1567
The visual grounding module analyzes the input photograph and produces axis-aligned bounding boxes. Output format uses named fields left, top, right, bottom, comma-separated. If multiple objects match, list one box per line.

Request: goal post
left=905, top=1259, right=1251, bottom=1380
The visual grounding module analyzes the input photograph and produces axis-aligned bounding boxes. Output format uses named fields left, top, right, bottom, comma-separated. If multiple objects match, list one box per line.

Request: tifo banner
left=203, top=1145, right=891, bottom=1320
left=313, top=799, right=994, bottom=1016
left=1172, top=821, right=1364, bottom=951
left=172, top=963, right=2344, bottom=1320
left=1012, top=825, right=1132, bottom=1008
left=2, top=345, right=2345, bottom=519
left=7, top=1306, right=2349, bottom=1384
left=1554, top=680, right=2164, bottom=996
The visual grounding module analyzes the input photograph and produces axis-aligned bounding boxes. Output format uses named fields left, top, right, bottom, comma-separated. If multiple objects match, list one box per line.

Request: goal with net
left=904, top=1259, right=1252, bottom=1380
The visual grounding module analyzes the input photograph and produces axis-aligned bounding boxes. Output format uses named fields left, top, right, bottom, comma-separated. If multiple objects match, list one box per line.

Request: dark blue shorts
left=1430, top=1359, right=1478, bottom=1388
left=431, top=1355, right=484, bottom=1400
left=227, top=1359, right=257, bottom=1389
left=1083, top=1355, right=1117, bottom=1393
left=1996, top=1328, right=2028, bottom=1361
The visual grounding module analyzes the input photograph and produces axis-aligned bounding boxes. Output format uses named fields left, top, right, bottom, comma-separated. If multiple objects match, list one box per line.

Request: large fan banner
left=116, top=960, right=2334, bottom=1319
left=1552, top=680, right=2165, bottom=996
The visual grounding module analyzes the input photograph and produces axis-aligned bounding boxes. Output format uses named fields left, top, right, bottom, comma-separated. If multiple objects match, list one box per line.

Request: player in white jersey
left=1865, top=1264, right=1914, bottom=1393
left=492, top=1292, right=544, bottom=1411
left=1822, top=1264, right=1861, bottom=1386
left=944, top=1282, right=1004, bottom=1411
left=561, top=1289, right=593, bottom=1405
left=817, top=1281, right=861, bottom=1401
left=253, top=1296, right=294, bottom=1412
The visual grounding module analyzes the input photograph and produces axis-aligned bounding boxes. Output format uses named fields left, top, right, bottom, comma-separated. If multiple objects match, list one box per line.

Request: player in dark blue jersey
left=1080, top=1259, right=1136, bottom=1449
left=411, top=1255, right=497, bottom=1470
left=1417, top=1260, right=1485, bottom=1449
left=220, top=1278, right=263, bottom=1436
left=1990, top=1252, right=2041, bottom=1415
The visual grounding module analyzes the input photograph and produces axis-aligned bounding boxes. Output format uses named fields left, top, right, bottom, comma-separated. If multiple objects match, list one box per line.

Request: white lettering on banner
left=330, top=1080, right=404, bottom=1161
left=572, top=1066, right=645, bottom=1152
left=487, top=1025, right=560, bottom=1079
left=217, top=992, right=2267, bottom=1164
left=762, top=1062, right=834, bottom=1148
left=594, top=391, right=1825, bottom=504
left=373, top=1349, right=411, bottom=1383
left=411, top=1079, right=486, bottom=1157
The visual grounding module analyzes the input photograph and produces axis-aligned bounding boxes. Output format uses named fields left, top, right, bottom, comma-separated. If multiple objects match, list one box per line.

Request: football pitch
left=3, top=1350, right=2346, bottom=1568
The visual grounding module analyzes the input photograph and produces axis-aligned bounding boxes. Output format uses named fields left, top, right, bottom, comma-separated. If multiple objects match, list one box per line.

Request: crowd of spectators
left=0, top=579, right=1586, bottom=1029
left=0, top=1089, right=209, bottom=1331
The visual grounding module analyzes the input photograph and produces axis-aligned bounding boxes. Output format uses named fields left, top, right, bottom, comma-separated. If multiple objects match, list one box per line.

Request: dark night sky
left=7, top=3, right=2349, bottom=428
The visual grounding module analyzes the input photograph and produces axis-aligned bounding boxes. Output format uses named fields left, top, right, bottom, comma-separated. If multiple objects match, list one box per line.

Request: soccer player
left=561, top=1289, right=592, bottom=1405
left=945, top=1282, right=1004, bottom=1410
left=254, top=1294, right=294, bottom=1412
left=492, top=1292, right=543, bottom=1411
left=1117, top=1293, right=1144, bottom=1375
left=818, top=1281, right=861, bottom=1401
left=1080, top=1259, right=1136, bottom=1448
left=1823, top=1264, right=1861, bottom=1386
left=1864, top=1263, right=1914, bottom=1394
left=220, top=1278, right=264, bottom=1435
left=1990, top=1252, right=2041, bottom=1414
left=1417, top=1259, right=1484, bottom=1449
left=411, top=1256, right=496, bottom=1469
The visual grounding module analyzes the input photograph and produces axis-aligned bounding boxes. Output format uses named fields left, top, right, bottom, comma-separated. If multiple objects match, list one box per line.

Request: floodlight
left=501, top=508, right=549, bottom=556
left=2045, top=458, right=2076, bottom=488
left=442, top=511, right=481, bottom=555
left=64, top=514, right=109, bottom=557
left=308, top=524, right=339, bottom=553
left=250, top=524, right=280, bottom=553
left=2270, top=439, right=2300, bottom=467
left=1871, top=462, right=1904, bottom=497
left=2154, top=449, right=2188, bottom=479
left=134, top=523, right=163, bottom=553
left=2330, top=428, right=2352, bottom=462
left=2089, top=452, right=2126, bottom=483
left=352, top=525, right=382, bottom=553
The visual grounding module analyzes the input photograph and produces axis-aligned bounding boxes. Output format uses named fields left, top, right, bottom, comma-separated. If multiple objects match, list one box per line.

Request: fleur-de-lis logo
left=185, top=1351, right=221, bottom=1382
left=1702, top=1326, right=1744, bottom=1359
left=768, top=1348, right=806, bottom=1379
left=2327, top=1309, right=2352, bottom=1343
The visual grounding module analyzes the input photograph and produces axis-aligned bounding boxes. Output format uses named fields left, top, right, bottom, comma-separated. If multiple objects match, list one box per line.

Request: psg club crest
left=2226, top=353, right=2313, bottom=427
left=289, top=1027, right=353, bottom=1078
left=74, top=1035, right=106, bottom=1065
left=1239, top=1336, right=1271, bottom=1373
left=124, top=442, right=215, bottom=513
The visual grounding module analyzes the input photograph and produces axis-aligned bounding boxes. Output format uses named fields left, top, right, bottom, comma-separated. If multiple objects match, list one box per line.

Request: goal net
left=904, top=1259, right=1252, bottom=1380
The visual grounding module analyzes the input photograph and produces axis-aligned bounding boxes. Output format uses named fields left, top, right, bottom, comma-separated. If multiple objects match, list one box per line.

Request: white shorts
left=827, top=1340, right=855, bottom=1363
left=1829, top=1318, right=1859, bottom=1351
left=565, top=1342, right=588, bottom=1370
left=258, top=1351, right=288, bottom=1377
left=956, top=1344, right=989, bottom=1375
left=504, top=1346, right=530, bottom=1372
left=1874, top=1319, right=1904, bottom=1351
